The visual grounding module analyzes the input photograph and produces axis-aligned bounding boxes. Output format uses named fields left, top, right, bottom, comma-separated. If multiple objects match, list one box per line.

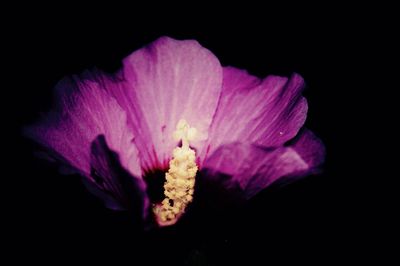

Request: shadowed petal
left=86, top=135, right=150, bottom=224
left=202, top=129, right=325, bottom=200
left=202, top=67, right=307, bottom=162
left=118, top=37, right=223, bottom=170
left=25, top=71, right=142, bottom=182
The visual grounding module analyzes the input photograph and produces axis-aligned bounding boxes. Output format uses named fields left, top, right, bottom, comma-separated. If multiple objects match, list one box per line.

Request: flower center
left=153, top=119, right=198, bottom=226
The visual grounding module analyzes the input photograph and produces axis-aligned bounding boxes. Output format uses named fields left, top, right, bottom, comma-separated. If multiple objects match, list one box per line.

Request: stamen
left=153, top=119, right=198, bottom=226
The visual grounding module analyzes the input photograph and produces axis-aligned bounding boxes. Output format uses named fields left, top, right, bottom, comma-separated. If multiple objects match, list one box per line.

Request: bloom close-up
left=25, top=36, right=325, bottom=228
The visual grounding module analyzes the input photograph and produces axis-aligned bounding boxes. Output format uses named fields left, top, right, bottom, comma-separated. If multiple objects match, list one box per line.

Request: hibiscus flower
left=25, top=36, right=325, bottom=228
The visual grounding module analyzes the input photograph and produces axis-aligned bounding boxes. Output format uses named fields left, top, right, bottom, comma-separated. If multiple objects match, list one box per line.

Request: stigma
left=153, top=119, right=198, bottom=226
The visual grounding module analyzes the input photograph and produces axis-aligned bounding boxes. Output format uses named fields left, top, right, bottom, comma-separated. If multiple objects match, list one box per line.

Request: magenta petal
left=25, top=71, right=142, bottom=181
left=202, top=129, right=325, bottom=200
left=203, top=67, right=307, bottom=161
left=119, top=37, right=223, bottom=169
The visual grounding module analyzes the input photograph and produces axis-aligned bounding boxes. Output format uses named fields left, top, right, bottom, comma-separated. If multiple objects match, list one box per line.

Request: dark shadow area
left=143, top=168, right=168, bottom=204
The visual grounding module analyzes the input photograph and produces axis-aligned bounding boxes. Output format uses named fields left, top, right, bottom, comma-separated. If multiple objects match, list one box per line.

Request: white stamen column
left=153, top=119, right=198, bottom=226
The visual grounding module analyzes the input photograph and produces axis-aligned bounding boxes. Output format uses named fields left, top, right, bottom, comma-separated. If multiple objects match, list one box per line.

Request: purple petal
left=25, top=71, right=142, bottom=182
left=202, top=129, right=325, bottom=200
left=113, top=37, right=223, bottom=170
left=202, top=67, right=307, bottom=162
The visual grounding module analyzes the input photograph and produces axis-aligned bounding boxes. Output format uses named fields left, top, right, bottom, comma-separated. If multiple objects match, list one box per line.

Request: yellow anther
left=153, top=119, right=198, bottom=226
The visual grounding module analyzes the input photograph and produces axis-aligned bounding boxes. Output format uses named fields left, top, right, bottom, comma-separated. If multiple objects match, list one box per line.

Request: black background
left=7, top=5, right=380, bottom=265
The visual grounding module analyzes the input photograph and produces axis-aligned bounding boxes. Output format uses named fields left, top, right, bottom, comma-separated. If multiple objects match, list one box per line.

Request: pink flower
left=25, top=37, right=325, bottom=228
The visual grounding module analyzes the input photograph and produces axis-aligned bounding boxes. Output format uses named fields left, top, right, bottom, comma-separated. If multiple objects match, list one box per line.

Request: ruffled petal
left=201, top=129, right=325, bottom=200
left=202, top=67, right=307, bottom=162
left=25, top=71, right=142, bottom=188
left=117, top=37, right=222, bottom=170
